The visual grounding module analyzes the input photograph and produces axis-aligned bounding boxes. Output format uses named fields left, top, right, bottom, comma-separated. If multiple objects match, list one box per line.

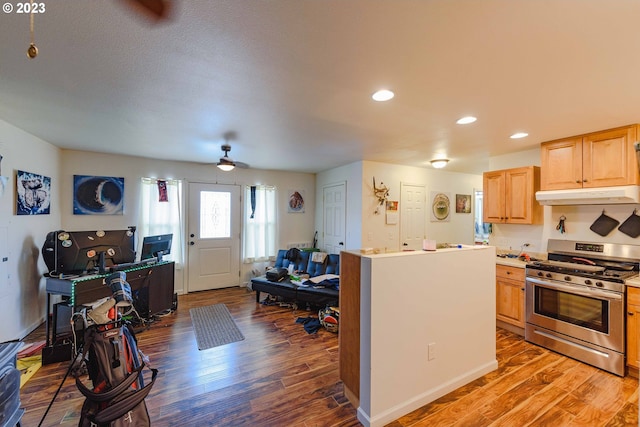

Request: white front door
left=187, top=183, right=241, bottom=292
left=323, top=182, right=346, bottom=254
left=401, top=183, right=426, bottom=250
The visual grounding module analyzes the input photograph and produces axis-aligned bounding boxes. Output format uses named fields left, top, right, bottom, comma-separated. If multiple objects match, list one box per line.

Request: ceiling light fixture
left=430, top=159, right=449, bottom=169
left=456, top=116, right=477, bottom=125
left=372, top=89, right=394, bottom=102
left=217, top=144, right=236, bottom=171
left=217, top=162, right=235, bottom=172
left=510, top=132, right=529, bottom=139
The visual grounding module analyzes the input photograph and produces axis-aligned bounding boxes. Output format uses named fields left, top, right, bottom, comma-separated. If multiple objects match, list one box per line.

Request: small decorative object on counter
left=556, top=215, right=567, bottom=234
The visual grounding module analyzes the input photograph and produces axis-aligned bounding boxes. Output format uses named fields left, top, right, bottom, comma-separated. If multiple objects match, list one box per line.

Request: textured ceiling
left=1, top=0, right=640, bottom=174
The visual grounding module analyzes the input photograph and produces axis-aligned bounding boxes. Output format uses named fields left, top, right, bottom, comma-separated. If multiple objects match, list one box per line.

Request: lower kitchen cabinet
left=627, top=287, right=640, bottom=372
left=496, top=264, right=525, bottom=328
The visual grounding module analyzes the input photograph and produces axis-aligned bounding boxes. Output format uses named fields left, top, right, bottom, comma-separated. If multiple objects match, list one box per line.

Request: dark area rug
left=189, top=304, right=245, bottom=350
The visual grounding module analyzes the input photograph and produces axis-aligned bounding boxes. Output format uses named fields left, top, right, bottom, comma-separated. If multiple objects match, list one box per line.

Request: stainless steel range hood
left=535, top=185, right=640, bottom=205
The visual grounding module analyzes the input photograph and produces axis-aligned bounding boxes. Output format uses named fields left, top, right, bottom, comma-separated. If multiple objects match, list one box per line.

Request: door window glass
left=200, top=191, right=231, bottom=239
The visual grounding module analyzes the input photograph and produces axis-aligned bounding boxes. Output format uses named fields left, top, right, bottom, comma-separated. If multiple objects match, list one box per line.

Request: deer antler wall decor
left=372, top=176, right=389, bottom=214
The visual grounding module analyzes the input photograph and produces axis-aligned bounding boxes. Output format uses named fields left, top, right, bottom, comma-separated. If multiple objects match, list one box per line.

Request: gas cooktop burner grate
left=527, top=261, right=639, bottom=283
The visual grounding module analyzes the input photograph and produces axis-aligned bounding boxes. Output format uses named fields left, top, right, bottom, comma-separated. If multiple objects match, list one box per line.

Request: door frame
left=400, top=182, right=426, bottom=251
left=185, top=181, right=242, bottom=293
left=322, top=181, right=347, bottom=253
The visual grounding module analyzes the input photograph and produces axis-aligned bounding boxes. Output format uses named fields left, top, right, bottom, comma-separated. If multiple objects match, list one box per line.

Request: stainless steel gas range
left=525, top=239, right=640, bottom=376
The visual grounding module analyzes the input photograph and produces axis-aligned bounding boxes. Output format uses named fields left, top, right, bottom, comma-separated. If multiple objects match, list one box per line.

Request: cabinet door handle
left=629, top=312, right=635, bottom=316
left=521, top=288, right=525, bottom=291
left=583, top=179, right=588, bottom=182
left=576, top=180, right=581, bottom=183
left=506, top=271, right=511, bottom=275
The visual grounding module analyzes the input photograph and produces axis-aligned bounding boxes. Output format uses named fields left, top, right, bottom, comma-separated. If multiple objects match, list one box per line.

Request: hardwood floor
left=20, top=287, right=639, bottom=426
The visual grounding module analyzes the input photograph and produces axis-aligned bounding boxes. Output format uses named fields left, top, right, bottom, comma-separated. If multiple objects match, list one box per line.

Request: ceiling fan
left=217, top=144, right=249, bottom=172
left=121, top=0, right=172, bottom=22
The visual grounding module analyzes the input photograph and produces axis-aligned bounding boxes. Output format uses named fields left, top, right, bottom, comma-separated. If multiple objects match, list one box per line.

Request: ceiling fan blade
left=120, top=0, right=171, bottom=21
left=234, top=161, right=250, bottom=169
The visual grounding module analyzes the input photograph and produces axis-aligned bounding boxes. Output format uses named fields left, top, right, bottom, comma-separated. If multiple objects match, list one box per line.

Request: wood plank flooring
left=19, top=287, right=639, bottom=426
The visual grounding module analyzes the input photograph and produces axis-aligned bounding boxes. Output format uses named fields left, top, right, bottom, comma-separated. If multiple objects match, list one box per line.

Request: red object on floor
left=17, top=340, right=46, bottom=358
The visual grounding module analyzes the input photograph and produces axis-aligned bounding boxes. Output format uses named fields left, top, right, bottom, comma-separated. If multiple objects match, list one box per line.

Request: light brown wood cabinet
left=496, top=265, right=525, bottom=328
left=483, top=166, right=542, bottom=224
left=540, top=125, right=639, bottom=190
left=627, top=287, right=640, bottom=371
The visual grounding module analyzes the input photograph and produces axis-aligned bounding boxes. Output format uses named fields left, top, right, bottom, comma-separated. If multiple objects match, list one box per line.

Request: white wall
left=0, top=119, right=61, bottom=342
left=357, top=247, right=497, bottom=427
left=316, top=161, right=483, bottom=253
left=0, top=138, right=317, bottom=342
left=362, top=161, right=483, bottom=251
left=61, top=150, right=317, bottom=292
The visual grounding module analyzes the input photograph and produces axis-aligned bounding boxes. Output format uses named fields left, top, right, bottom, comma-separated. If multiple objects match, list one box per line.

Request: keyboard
left=108, top=261, right=151, bottom=273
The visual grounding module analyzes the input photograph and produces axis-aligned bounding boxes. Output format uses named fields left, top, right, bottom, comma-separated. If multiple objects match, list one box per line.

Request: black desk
left=43, top=261, right=175, bottom=363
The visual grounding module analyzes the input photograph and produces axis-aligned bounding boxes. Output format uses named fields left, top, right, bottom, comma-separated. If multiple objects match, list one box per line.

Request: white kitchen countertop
left=626, top=277, right=640, bottom=288
left=495, top=257, right=528, bottom=269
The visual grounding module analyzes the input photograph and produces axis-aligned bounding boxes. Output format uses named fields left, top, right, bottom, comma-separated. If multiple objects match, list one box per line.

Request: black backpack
left=75, top=321, right=158, bottom=427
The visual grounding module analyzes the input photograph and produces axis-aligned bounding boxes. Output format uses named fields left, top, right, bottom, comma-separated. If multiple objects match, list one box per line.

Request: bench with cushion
left=251, top=249, right=340, bottom=307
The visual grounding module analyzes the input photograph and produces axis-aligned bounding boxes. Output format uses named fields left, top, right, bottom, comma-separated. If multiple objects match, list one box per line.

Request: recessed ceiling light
left=510, top=132, right=529, bottom=139
left=372, top=89, right=394, bottom=102
left=456, top=116, right=477, bottom=125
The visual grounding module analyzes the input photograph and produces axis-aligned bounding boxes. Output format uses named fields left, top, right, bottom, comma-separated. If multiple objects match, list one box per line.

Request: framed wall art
left=456, top=194, right=471, bottom=213
left=74, top=175, right=124, bottom=215
left=288, top=189, right=305, bottom=213
left=16, top=170, right=51, bottom=215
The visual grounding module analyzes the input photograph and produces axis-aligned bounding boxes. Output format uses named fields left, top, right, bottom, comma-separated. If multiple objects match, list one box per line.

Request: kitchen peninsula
left=340, top=245, right=497, bottom=427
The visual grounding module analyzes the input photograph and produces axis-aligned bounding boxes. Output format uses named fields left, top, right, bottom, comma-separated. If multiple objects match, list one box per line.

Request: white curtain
left=243, top=185, right=277, bottom=262
left=138, top=178, right=184, bottom=267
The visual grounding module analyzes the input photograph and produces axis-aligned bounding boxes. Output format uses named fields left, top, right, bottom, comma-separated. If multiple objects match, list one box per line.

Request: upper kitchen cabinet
left=541, top=125, right=640, bottom=190
left=483, top=166, right=542, bottom=224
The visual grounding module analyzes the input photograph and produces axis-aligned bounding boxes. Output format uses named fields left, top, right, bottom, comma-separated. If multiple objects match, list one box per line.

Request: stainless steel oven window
left=533, top=286, right=609, bottom=334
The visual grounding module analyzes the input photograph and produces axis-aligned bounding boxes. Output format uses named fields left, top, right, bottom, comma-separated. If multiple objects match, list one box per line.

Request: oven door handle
left=526, top=277, right=622, bottom=301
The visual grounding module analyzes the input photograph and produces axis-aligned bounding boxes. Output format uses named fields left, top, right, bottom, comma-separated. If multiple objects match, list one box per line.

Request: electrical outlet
left=428, top=342, right=436, bottom=361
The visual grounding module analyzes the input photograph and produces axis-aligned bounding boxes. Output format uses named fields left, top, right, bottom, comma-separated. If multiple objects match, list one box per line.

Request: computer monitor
left=140, top=233, right=172, bottom=262
left=42, top=227, right=136, bottom=275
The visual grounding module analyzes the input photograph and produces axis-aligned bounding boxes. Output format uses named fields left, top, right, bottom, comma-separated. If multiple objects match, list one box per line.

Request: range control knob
left=564, top=276, right=571, bottom=281
left=595, top=281, right=604, bottom=288
left=584, top=279, right=592, bottom=285
left=537, top=272, right=544, bottom=277
left=546, top=273, right=553, bottom=278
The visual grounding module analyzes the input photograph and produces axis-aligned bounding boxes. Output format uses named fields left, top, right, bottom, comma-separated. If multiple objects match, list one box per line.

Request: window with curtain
left=138, top=178, right=184, bottom=267
left=243, top=185, right=277, bottom=262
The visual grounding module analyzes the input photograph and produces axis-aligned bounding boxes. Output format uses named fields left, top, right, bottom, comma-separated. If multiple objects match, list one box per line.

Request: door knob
left=339, top=242, right=344, bottom=246
left=403, top=243, right=408, bottom=246
left=189, top=241, right=194, bottom=246
left=190, top=233, right=195, bottom=238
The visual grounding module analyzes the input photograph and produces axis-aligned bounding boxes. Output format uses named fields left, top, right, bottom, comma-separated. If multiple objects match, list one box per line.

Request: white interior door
left=401, top=183, right=426, bottom=250
left=187, top=183, right=240, bottom=292
left=323, top=182, right=346, bottom=253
